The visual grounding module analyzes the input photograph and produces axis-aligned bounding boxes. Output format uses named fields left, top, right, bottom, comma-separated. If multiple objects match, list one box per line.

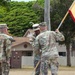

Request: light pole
left=44, top=0, right=51, bottom=30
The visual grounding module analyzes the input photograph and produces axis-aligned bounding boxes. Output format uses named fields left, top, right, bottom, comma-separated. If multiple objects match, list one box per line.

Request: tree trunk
left=66, top=44, right=71, bottom=66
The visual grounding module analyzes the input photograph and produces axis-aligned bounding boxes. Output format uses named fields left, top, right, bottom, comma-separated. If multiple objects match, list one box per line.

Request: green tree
left=51, top=0, right=75, bottom=66
left=0, top=1, right=41, bottom=36
left=0, top=0, right=11, bottom=10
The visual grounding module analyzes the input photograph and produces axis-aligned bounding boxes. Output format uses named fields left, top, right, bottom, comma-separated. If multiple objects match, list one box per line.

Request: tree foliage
left=0, top=0, right=11, bottom=10
left=50, top=0, right=75, bottom=66
left=0, top=1, right=43, bottom=36
left=51, top=0, right=75, bottom=45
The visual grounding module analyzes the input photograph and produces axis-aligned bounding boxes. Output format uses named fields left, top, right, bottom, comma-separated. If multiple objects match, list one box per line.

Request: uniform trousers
left=34, top=59, right=41, bottom=75
left=40, top=56, right=59, bottom=75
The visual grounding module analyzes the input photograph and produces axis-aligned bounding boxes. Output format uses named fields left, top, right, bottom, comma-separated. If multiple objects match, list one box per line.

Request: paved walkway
left=9, top=69, right=75, bottom=75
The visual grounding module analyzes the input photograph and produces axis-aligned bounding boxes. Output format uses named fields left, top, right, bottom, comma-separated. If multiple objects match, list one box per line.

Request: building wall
left=21, top=56, right=75, bottom=68
left=21, top=56, right=34, bottom=68
left=11, top=42, right=33, bottom=68
left=58, top=56, right=75, bottom=66
left=21, top=44, right=75, bottom=67
left=11, top=42, right=75, bottom=68
left=71, top=50, right=75, bottom=56
left=56, top=44, right=66, bottom=52
left=12, top=42, right=33, bottom=51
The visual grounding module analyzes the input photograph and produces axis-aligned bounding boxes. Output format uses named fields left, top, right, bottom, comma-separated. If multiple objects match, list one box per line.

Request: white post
left=44, top=0, right=51, bottom=30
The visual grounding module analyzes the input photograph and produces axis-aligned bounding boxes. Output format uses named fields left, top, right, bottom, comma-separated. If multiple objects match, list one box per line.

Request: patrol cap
left=39, top=22, right=47, bottom=27
left=32, top=24, right=39, bottom=31
left=0, top=24, right=8, bottom=29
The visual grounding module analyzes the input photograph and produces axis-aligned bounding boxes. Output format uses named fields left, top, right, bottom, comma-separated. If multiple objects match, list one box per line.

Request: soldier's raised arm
left=54, top=29, right=65, bottom=41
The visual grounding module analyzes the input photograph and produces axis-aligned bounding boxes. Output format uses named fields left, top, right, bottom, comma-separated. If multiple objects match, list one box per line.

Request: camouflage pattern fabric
left=30, top=32, right=41, bottom=75
left=2, top=62, right=10, bottom=75
left=0, top=63, right=2, bottom=75
left=0, top=33, right=12, bottom=75
left=34, top=60, right=41, bottom=75
left=34, top=30, right=65, bottom=75
left=41, top=56, right=59, bottom=75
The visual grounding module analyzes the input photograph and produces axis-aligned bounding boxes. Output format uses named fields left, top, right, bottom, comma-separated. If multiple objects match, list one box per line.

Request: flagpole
left=57, top=1, right=75, bottom=29
left=57, top=11, right=69, bottom=29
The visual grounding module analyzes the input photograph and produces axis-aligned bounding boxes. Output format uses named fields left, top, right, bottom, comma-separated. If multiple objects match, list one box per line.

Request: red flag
left=69, top=1, right=75, bottom=22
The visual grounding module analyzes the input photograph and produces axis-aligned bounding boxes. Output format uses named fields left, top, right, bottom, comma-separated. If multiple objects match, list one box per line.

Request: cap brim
left=33, top=28, right=40, bottom=31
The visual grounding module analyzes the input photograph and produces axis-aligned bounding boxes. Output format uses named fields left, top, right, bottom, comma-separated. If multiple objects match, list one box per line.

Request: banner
left=69, top=1, right=75, bottom=22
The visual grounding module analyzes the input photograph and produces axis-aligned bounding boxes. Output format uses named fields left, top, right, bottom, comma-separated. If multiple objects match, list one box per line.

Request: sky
left=11, top=0, right=35, bottom=2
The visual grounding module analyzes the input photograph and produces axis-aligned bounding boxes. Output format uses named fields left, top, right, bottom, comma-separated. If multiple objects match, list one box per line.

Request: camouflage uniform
left=34, top=23, right=65, bottom=75
left=0, top=33, right=12, bottom=75
left=31, top=24, right=41, bottom=75
left=0, top=24, right=13, bottom=75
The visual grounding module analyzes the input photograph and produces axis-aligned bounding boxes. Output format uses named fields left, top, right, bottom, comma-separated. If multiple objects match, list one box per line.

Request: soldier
left=30, top=24, right=41, bottom=75
left=0, top=24, right=14, bottom=75
left=34, top=22, right=65, bottom=75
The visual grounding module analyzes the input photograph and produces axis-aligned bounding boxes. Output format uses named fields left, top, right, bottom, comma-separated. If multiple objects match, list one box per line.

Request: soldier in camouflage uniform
left=0, top=24, right=14, bottom=75
left=34, top=22, right=65, bottom=75
left=30, top=24, right=41, bottom=75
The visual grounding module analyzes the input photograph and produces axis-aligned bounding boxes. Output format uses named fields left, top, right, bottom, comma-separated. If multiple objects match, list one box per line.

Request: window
left=26, top=51, right=32, bottom=56
left=22, top=51, right=33, bottom=56
left=59, top=52, right=66, bottom=56
left=24, top=44, right=27, bottom=48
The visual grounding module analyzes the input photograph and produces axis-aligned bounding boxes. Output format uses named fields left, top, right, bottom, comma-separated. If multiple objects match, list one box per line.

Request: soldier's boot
left=52, top=74, right=57, bottom=75
left=0, top=63, right=2, bottom=75
left=0, top=69, right=2, bottom=75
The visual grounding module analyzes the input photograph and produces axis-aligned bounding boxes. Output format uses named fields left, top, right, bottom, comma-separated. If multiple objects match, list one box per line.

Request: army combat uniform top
left=31, top=32, right=41, bottom=60
left=34, top=30, right=65, bottom=75
left=0, top=33, right=12, bottom=75
left=0, top=33, right=12, bottom=61
left=34, top=31, right=65, bottom=58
